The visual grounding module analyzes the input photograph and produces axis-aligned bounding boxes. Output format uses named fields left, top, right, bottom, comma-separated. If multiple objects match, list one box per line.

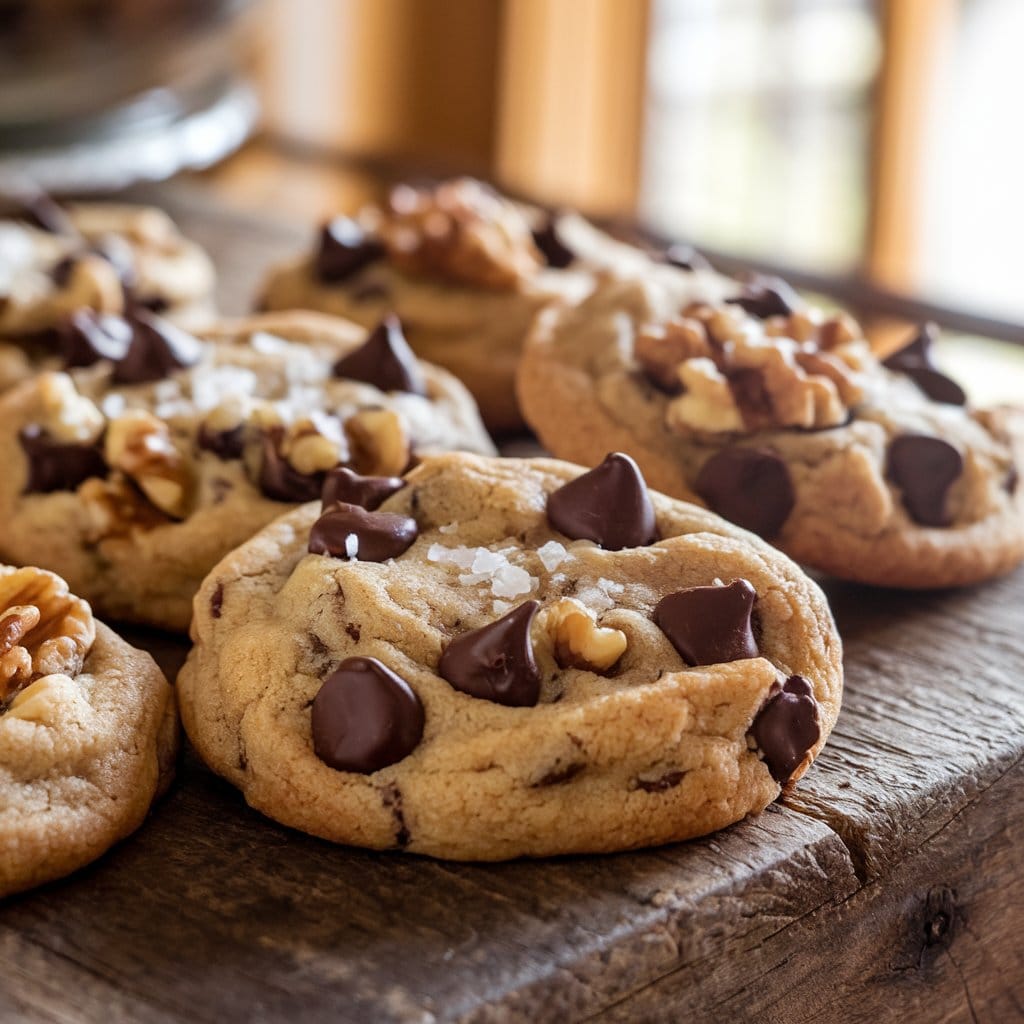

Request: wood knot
left=921, top=886, right=962, bottom=955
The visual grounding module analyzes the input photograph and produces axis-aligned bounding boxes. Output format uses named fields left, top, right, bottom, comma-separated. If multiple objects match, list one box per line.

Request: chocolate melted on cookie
left=653, top=579, right=759, bottom=666
left=547, top=452, right=659, bottom=550
left=886, top=434, right=964, bottom=527
left=332, top=315, right=426, bottom=395
left=750, top=675, right=820, bottom=785
left=309, top=502, right=419, bottom=561
left=321, top=466, right=406, bottom=511
left=314, top=217, right=385, bottom=284
left=439, top=600, right=542, bottom=707
left=694, top=447, right=794, bottom=539
left=19, top=426, right=106, bottom=493
left=883, top=323, right=967, bottom=407
left=532, top=215, right=574, bottom=269
left=312, top=656, right=424, bottom=773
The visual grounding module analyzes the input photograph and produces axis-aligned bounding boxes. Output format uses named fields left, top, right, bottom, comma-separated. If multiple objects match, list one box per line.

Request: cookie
left=258, top=178, right=733, bottom=432
left=0, top=197, right=215, bottom=390
left=178, top=450, right=841, bottom=860
left=0, top=564, right=176, bottom=897
left=517, top=276, right=1024, bottom=588
left=0, top=309, right=495, bottom=630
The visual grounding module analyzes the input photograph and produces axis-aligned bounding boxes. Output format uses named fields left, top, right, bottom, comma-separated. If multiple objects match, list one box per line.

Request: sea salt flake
left=537, top=540, right=567, bottom=571
left=470, top=549, right=506, bottom=575
left=344, top=533, right=359, bottom=559
left=491, top=564, right=535, bottom=599
left=492, top=600, right=513, bottom=616
left=438, top=522, right=458, bottom=534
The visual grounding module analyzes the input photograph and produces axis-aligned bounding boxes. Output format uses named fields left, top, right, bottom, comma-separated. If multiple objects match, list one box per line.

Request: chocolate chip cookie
left=0, top=563, right=176, bottom=897
left=518, top=276, right=1024, bottom=588
left=178, top=450, right=841, bottom=860
left=0, top=309, right=495, bottom=630
left=0, top=196, right=215, bottom=390
left=258, top=178, right=733, bottom=432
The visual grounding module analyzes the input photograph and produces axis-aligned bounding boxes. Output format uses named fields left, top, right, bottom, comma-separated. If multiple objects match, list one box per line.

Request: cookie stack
left=2, top=179, right=1019, bottom=892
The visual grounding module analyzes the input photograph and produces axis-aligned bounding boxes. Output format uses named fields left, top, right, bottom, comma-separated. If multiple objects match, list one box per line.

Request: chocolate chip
left=210, top=583, right=224, bottom=619
left=533, top=762, right=584, bottom=787
left=653, top=579, right=758, bottom=666
left=311, top=657, right=424, bottom=773
left=344, top=622, right=361, bottom=642
left=749, top=675, right=820, bottom=784
left=381, top=782, right=411, bottom=847
left=259, top=431, right=325, bottom=502
left=663, top=243, right=711, bottom=272
left=309, top=502, right=419, bottom=561
left=547, top=452, right=659, bottom=550
left=694, top=447, right=794, bottom=539
left=321, top=466, right=405, bottom=511
left=886, top=434, right=963, bottom=527
left=438, top=600, right=541, bottom=707
left=61, top=310, right=133, bottom=368
left=635, top=769, right=686, bottom=793
left=333, top=315, right=426, bottom=395
left=198, top=423, right=246, bottom=461
left=532, top=215, right=574, bottom=268
left=726, top=274, right=801, bottom=319
left=111, top=311, right=201, bottom=384
left=19, top=425, right=106, bottom=493
left=1007, top=465, right=1019, bottom=495
left=314, top=217, right=385, bottom=284
left=882, top=323, right=966, bottom=406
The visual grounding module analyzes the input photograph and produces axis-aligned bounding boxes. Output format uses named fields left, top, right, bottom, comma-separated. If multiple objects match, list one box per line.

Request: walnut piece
left=379, top=178, right=541, bottom=290
left=0, top=566, right=94, bottom=706
left=641, top=302, right=868, bottom=436
left=104, top=410, right=192, bottom=518
left=79, top=476, right=168, bottom=540
left=541, top=598, right=627, bottom=673
left=344, top=408, right=410, bottom=476
left=51, top=253, right=125, bottom=318
left=281, top=414, right=346, bottom=476
left=35, top=372, right=105, bottom=444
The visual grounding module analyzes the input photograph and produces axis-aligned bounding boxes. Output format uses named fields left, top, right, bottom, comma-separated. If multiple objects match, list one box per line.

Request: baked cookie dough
left=0, top=309, right=494, bottom=630
left=179, top=450, right=841, bottom=860
left=517, top=276, right=1024, bottom=588
left=258, top=178, right=733, bottom=432
left=0, top=196, right=215, bottom=391
left=0, top=564, right=176, bottom=898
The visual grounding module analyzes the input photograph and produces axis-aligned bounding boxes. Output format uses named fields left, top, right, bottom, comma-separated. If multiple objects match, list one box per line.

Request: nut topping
left=379, top=178, right=541, bottom=289
left=0, top=566, right=94, bottom=706
left=542, top=598, right=627, bottom=673
left=344, top=408, right=410, bottom=477
left=104, top=410, right=191, bottom=518
left=35, top=372, right=105, bottom=445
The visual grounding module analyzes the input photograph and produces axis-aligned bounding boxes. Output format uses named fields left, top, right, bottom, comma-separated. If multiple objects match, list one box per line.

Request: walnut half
left=541, top=598, right=627, bottom=673
left=0, top=567, right=95, bottom=706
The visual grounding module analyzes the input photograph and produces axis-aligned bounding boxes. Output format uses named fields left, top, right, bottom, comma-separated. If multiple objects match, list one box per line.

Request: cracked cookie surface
left=258, top=178, right=734, bottom=432
left=0, top=200, right=215, bottom=390
left=0, top=310, right=494, bottom=630
left=178, top=451, right=841, bottom=860
left=517, top=277, right=1024, bottom=588
left=0, top=564, right=176, bottom=897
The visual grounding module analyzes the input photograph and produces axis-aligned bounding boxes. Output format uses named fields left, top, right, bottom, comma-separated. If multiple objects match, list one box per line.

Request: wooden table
left=2, top=186, right=1022, bottom=1024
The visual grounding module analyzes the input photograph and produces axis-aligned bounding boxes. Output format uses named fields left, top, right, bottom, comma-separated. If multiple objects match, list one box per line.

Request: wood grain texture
left=1, top=188, right=1022, bottom=1023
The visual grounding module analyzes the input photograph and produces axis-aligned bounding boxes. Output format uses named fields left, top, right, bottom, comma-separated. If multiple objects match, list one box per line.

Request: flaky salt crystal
left=537, top=540, right=567, bottom=571
left=492, top=564, right=534, bottom=599
left=345, top=533, right=359, bottom=560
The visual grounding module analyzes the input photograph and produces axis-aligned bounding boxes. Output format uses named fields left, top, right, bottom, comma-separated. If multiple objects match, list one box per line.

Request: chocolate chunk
left=882, top=323, right=967, bottom=406
left=333, top=315, right=426, bottom=395
left=321, top=466, right=405, bottom=511
left=547, top=452, right=659, bottom=550
left=312, top=657, right=424, bottom=773
left=314, top=217, right=385, bottom=284
left=663, top=243, right=711, bottom=272
left=111, top=311, right=201, bottom=384
left=259, top=431, right=325, bottom=503
left=635, top=769, right=686, bottom=793
left=198, top=423, right=246, bottom=461
left=886, top=434, right=963, bottom=527
left=19, top=425, right=106, bottom=493
left=61, top=310, right=133, bottom=367
left=653, top=579, right=758, bottom=666
left=726, top=274, right=801, bottom=319
left=381, top=782, right=411, bottom=846
left=694, top=447, right=794, bottom=539
left=1007, top=465, right=1019, bottom=495
left=532, top=215, right=574, bottom=268
left=750, top=675, right=820, bottom=784
left=309, top=502, right=419, bottom=561
left=438, top=600, right=541, bottom=707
